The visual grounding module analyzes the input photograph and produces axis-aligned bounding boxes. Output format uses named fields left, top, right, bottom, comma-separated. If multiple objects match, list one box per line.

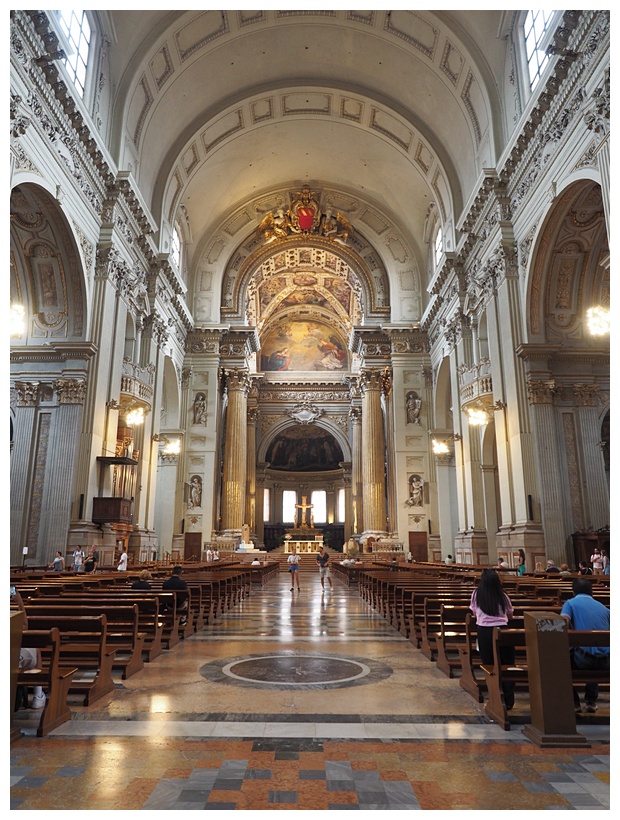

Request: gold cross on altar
left=295, top=495, right=313, bottom=527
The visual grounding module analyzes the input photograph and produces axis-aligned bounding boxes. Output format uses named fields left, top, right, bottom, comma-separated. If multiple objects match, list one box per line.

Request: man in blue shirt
left=561, top=578, right=610, bottom=713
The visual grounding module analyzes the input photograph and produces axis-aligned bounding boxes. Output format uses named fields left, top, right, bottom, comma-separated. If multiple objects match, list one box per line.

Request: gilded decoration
left=256, top=184, right=354, bottom=244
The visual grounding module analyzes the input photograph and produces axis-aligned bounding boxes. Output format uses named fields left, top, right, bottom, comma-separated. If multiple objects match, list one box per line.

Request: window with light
left=171, top=226, right=181, bottom=270
left=282, top=490, right=297, bottom=523
left=337, top=488, right=345, bottom=523
left=311, top=491, right=327, bottom=524
left=263, top=487, right=270, bottom=523
left=434, top=226, right=443, bottom=268
left=56, top=10, right=92, bottom=98
left=524, top=10, right=558, bottom=90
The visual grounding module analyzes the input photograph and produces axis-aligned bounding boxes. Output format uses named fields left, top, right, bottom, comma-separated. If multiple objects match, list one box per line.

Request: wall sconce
left=493, top=400, right=507, bottom=411
left=432, top=433, right=462, bottom=454
left=126, top=408, right=145, bottom=427
left=106, top=399, right=120, bottom=409
left=164, top=439, right=181, bottom=455
left=586, top=306, right=610, bottom=336
left=152, top=434, right=169, bottom=443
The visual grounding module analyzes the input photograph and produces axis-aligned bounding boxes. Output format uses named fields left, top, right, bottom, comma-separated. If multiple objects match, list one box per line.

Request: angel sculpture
left=256, top=208, right=290, bottom=242
left=333, top=211, right=354, bottom=242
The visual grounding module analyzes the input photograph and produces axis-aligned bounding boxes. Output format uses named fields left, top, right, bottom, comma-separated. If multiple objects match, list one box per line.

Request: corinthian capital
left=573, top=383, right=599, bottom=406
left=223, top=368, right=252, bottom=394
left=526, top=377, right=558, bottom=405
left=14, top=381, right=39, bottom=406
left=53, top=378, right=87, bottom=404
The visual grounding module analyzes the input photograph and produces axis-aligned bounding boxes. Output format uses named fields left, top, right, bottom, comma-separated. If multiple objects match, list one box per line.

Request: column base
left=454, top=530, right=488, bottom=565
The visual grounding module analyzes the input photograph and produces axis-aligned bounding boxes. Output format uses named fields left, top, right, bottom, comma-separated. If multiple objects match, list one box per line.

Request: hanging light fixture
left=586, top=306, right=610, bottom=336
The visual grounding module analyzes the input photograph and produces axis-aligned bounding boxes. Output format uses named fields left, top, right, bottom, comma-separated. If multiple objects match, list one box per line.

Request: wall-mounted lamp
left=432, top=433, right=462, bottom=454
left=493, top=400, right=507, bottom=411
left=164, top=439, right=181, bottom=455
left=106, top=399, right=120, bottom=409
left=126, top=408, right=145, bottom=427
left=586, top=306, right=610, bottom=336
left=152, top=434, right=169, bottom=443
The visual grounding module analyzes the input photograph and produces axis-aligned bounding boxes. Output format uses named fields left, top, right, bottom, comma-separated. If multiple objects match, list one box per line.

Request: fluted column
left=349, top=407, right=363, bottom=534
left=527, top=377, right=567, bottom=565
left=573, top=384, right=609, bottom=528
left=360, top=369, right=387, bottom=537
left=10, top=382, right=40, bottom=562
left=221, top=369, right=250, bottom=535
left=40, top=379, right=87, bottom=556
left=245, top=407, right=258, bottom=535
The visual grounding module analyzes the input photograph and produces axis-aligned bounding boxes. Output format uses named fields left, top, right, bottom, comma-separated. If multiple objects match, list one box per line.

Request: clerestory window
left=523, top=10, right=558, bottom=90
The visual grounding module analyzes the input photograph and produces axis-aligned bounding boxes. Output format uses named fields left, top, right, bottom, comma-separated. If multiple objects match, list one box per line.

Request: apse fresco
left=260, top=320, right=348, bottom=371
left=266, top=425, right=344, bottom=471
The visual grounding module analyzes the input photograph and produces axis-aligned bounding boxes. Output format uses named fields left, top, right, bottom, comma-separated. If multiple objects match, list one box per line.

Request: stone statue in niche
left=193, top=392, right=207, bottom=425
left=187, top=475, right=203, bottom=509
left=405, top=474, right=424, bottom=507
left=406, top=391, right=422, bottom=424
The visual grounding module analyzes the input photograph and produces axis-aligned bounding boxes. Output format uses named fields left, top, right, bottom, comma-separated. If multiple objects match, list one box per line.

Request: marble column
left=573, top=384, right=609, bottom=528
left=349, top=407, right=363, bottom=534
left=221, top=369, right=250, bottom=535
left=245, top=408, right=258, bottom=535
left=360, top=369, right=387, bottom=538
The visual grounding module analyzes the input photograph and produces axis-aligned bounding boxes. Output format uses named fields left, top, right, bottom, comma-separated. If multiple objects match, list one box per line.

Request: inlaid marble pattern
left=11, top=574, right=610, bottom=811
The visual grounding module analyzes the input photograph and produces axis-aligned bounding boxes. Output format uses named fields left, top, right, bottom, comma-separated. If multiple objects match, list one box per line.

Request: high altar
left=283, top=495, right=324, bottom=553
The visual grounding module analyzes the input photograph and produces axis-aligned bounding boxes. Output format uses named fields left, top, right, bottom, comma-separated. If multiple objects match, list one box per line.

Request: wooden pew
left=24, top=603, right=145, bottom=679
left=24, top=615, right=116, bottom=706
left=481, top=627, right=610, bottom=730
left=15, top=628, right=77, bottom=736
left=55, top=595, right=164, bottom=662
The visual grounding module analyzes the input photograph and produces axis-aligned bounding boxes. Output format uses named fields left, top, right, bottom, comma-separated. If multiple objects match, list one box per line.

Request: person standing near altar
left=288, top=546, right=301, bottom=592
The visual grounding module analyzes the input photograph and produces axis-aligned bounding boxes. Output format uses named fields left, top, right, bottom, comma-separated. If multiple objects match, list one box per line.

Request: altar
left=284, top=538, right=323, bottom=554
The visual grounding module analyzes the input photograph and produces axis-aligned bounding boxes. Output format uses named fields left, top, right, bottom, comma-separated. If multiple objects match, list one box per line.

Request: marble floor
left=11, top=573, right=611, bottom=812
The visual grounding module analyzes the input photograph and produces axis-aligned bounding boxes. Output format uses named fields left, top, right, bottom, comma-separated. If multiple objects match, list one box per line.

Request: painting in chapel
left=265, top=426, right=344, bottom=472
left=260, top=320, right=348, bottom=372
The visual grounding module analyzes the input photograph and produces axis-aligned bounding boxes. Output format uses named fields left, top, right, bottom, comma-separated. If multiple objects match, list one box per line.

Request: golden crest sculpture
left=256, top=184, right=354, bottom=244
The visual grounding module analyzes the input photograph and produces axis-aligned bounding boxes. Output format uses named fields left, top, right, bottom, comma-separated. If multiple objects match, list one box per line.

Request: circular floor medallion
left=200, top=651, right=393, bottom=690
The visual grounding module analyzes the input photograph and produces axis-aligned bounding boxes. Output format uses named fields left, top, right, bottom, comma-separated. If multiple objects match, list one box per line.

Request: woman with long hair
left=470, top=569, right=515, bottom=710
left=517, top=548, right=526, bottom=576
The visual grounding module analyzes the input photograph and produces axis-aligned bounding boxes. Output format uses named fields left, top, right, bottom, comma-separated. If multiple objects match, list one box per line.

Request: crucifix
left=295, top=495, right=313, bottom=528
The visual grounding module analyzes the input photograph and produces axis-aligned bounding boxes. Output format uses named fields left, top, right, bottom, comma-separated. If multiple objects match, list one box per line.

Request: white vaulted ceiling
left=100, top=9, right=512, bottom=312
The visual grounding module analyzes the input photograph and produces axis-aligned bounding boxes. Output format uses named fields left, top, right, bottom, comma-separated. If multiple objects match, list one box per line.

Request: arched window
left=55, top=10, right=92, bottom=99
left=523, top=10, right=558, bottom=90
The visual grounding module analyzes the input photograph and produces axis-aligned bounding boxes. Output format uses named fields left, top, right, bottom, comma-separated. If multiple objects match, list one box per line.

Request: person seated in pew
left=559, top=563, right=572, bottom=576
left=561, top=578, right=610, bottom=714
left=469, top=569, right=515, bottom=710
left=545, top=559, right=561, bottom=573
left=251, top=558, right=261, bottom=566
left=578, top=561, right=593, bottom=576
left=132, top=570, right=153, bottom=590
left=162, top=565, right=189, bottom=625
left=12, top=588, right=46, bottom=709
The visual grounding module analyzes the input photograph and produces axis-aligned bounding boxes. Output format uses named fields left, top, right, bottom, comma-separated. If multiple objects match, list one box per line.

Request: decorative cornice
left=10, top=342, right=97, bottom=364
left=185, top=328, right=222, bottom=355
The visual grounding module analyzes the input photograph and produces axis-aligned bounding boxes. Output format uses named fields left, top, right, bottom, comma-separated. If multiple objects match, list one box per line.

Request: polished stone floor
left=11, top=573, right=611, bottom=812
